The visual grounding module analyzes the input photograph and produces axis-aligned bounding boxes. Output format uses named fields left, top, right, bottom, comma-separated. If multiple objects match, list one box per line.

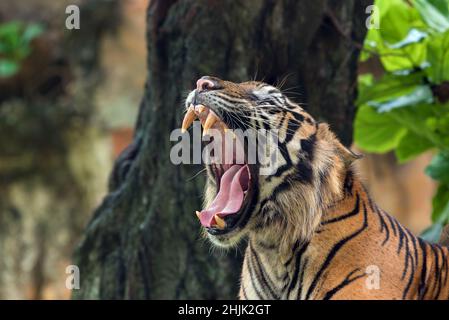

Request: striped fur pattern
left=187, top=77, right=449, bottom=299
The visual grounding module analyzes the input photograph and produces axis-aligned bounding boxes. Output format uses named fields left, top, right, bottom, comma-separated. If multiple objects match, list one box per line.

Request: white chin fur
left=207, top=232, right=244, bottom=249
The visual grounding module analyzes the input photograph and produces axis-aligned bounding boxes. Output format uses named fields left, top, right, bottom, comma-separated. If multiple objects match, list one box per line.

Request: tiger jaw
left=181, top=104, right=258, bottom=236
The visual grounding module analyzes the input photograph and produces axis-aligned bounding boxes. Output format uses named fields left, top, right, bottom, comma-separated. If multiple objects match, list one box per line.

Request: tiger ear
left=316, top=123, right=363, bottom=166
left=336, top=141, right=363, bottom=166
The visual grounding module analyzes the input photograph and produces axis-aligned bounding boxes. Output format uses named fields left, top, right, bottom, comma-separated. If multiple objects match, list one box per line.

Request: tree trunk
left=73, top=0, right=371, bottom=299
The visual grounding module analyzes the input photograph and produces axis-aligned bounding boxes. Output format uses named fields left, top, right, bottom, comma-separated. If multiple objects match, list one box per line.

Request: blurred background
left=0, top=0, right=148, bottom=299
left=0, top=0, right=441, bottom=299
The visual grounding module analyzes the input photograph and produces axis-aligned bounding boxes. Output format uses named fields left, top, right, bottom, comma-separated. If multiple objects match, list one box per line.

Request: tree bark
left=73, top=0, right=371, bottom=299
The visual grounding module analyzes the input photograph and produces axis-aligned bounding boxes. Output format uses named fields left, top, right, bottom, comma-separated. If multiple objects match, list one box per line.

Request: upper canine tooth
left=214, top=214, right=226, bottom=229
left=195, top=211, right=201, bottom=219
left=203, top=112, right=218, bottom=136
left=181, top=105, right=196, bottom=133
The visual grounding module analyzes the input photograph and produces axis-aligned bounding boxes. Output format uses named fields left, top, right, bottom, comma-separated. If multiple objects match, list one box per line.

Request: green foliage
left=354, top=0, right=449, bottom=242
left=354, top=105, right=407, bottom=152
left=426, top=151, right=449, bottom=183
left=0, top=21, right=44, bottom=78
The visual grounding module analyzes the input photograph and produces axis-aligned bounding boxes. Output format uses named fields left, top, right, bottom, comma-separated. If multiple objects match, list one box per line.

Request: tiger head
left=182, top=76, right=360, bottom=252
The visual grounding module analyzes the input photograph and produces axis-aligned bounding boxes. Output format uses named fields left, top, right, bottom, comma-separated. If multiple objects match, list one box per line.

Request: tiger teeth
left=182, top=104, right=230, bottom=137
left=203, top=112, right=218, bottom=136
left=214, top=214, right=226, bottom=229
left=195, top=211, right=201, bottom=219
left=181, top=104, right=196, bottom=133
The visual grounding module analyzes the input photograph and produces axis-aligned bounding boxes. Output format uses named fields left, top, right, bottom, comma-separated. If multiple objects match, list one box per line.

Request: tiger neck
left=244, top=171, right=449, bottom=300
left=244, top=170, right=371, bottom=298
left=251, top=168, right=359, bottom=254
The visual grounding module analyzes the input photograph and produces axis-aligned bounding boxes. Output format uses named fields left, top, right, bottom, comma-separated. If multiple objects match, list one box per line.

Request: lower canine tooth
left=214, top=215, right=226, bottom=229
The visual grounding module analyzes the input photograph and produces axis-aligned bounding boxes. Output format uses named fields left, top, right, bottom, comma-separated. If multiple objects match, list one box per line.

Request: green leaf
left=354, top=105, right=407, bottom=153
left=369, top=85, right=434, bottom=112
left=395, top=130, right=433, bottom=162
left=425, top=151, right=449, bottom=183
left=370, top=1, right=427, bottom=72
left=425, top=30, right=449, bottom=83
left=0, top=59, right=19, bottom=77
left=0, top=21, right=44, bottom=71
left=21, top=23, right=44, bottom=44
left=358, top=73, right=374, bottom=87
left=380, top=45, right=426, bottom=72
left=357, top=73, right=424, bottom=106
left=431, top=183, right=449, bottom=223
left=376, top=0, right=402, bottom=17
left=420, top=222, right=443, bottom=243
left=0, top=21, right=21, bottom=38
left=357, top=73, right=374, bottom=102
left=387, top=28, right=428, bottom=49
left=381, top=1, right=423, bottom=43
left=426, top=0, right=449, bottom=17
left=414, top=0, right=449, bottom=32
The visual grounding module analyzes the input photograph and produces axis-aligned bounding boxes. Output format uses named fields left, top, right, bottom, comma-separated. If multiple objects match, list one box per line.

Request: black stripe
left=290, top=111, right=304, bottom=122
left=296, top=257, right=309, bottom=299
left=322, top=269, right=365, bottom=300
left=376, top=208, right=390, bottom=246
left=430, top=244, right=442, bottom=299
left=305, top=202, right=368, bottom=299
left=402, top=252, right=416, bottom=299
left=401, top=228, right=412, bottom=280
left=386, top=214, right=398, bottom=237
left=294, top=160, right=314, bottom=184
left=322, top=194, right=360, bottom=225
left=241, top=283, right=248, bottom=299
left=300, top=133, right=316, bottom=161
left=284, top=118, right=301, bottom=144
left=269, top=141, right=292, bottom=178
left=249, top=243, right=280, bottom=299
left=284, top=240, right=302, bottom=267
left=286, top=242, right=310, bottom=298
left=277, top=111, right=287, bottom=130
left=259, top=112, right=272, bottom=131
left=405, top=227, right=419, bottom=266
left=246, top=252, right=264, bottom=299
left=401, top=228, right=419, bottom=298
left=343, top=170, right=355, bottom=195
left=396, top=219, right=405, bottom=254
left=418, top=238, right=428, bottom=299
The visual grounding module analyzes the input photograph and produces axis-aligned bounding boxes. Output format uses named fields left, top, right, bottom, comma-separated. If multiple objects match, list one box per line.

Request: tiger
left=180, top=75, right=449, bottom=300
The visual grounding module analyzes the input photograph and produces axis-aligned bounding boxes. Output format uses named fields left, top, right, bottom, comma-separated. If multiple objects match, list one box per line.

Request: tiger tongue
left=198, top=164, right=250, bottom=228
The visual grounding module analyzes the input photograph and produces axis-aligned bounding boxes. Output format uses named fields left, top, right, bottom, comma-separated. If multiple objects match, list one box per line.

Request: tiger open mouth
left=181, top=104, right=257, bottom=235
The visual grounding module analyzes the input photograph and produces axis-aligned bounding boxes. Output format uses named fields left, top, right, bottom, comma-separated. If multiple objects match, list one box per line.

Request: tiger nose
left=196, top=77, right=215, bottom=92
